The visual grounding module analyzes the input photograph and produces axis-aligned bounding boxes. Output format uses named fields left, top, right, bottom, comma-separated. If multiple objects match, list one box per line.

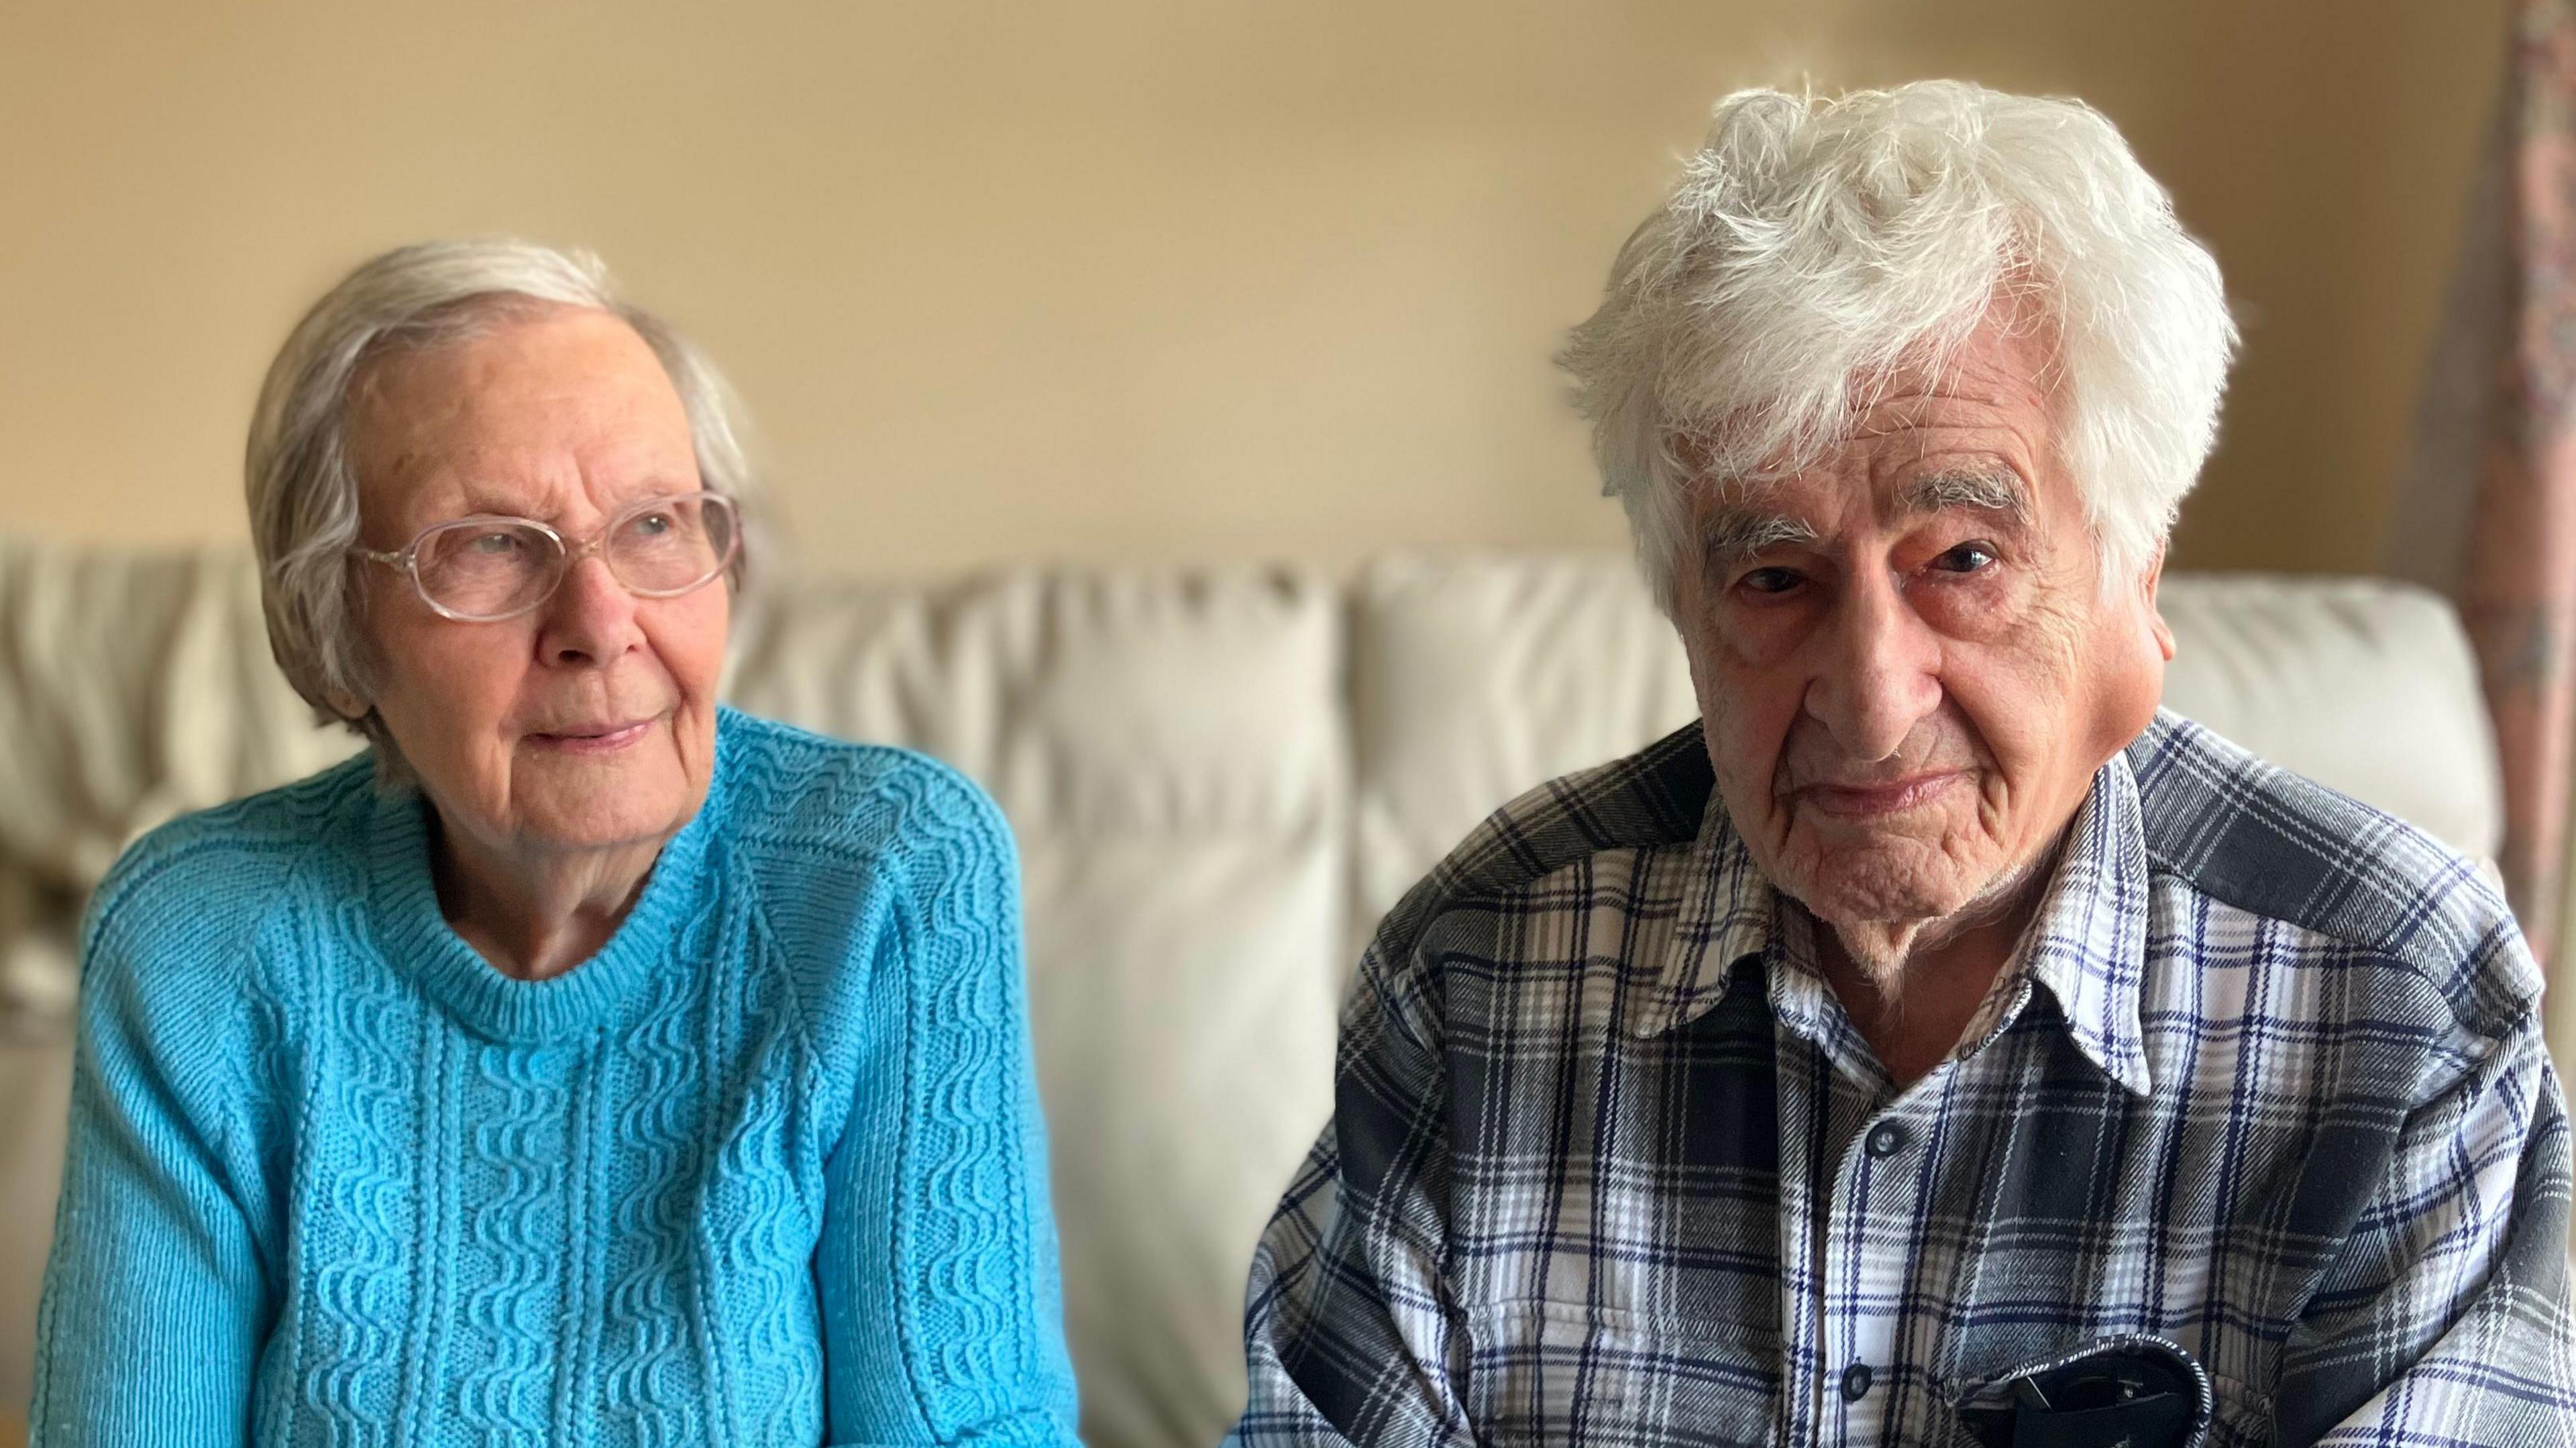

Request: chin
left=515, top=776, right=698, bottom=850
left=1780, top=832, right=1978, bottom=920
left=1778, top=853, right=1983, bottom=990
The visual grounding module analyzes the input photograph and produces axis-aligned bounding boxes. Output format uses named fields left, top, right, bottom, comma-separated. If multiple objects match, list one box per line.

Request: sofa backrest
left=0, top=541, right=2506, bottom=1447
left=726, top=571, right=1350, bottom=1448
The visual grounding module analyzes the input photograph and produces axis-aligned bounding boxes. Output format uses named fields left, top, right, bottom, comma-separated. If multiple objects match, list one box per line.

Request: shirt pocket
left=1461, top=1299, right=1780, bottom=1446
left=1949, top=1337, right=2269, bottom=1448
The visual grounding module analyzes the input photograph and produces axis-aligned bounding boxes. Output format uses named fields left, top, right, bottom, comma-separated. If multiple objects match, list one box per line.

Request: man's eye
left=1933, top=543, right=1996, bottom=573
left=1739, top=567, right=1803, bottom=596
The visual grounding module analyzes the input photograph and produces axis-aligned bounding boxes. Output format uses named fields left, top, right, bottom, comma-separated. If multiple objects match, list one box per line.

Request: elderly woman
left=32, top=241, right=1078, bottom=1444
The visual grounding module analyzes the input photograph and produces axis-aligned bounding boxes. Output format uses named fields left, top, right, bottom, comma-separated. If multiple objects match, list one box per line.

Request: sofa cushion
left=2153, top=572, right=2501, bottom=860
left=0, top=541, right=360, bottom=891
left=729, top=571, right=1346, bottom=1448
left=1350, top=553, right=1702, bottom=940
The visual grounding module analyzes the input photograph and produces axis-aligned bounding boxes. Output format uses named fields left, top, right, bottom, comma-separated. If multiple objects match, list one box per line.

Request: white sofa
left=0, top=543, right=2502, bottom=1448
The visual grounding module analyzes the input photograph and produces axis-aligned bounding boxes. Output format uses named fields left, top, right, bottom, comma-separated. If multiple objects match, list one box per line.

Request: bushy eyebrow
left=1695, top=467, right=2029, bottom=586
left=1894, top=467, right=2030, bottom=522
left=1698, top=509, right=1822, bottom=579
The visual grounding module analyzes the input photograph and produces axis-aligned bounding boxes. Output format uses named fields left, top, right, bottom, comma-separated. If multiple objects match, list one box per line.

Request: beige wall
left=0, top=1, right=2507, bottom=579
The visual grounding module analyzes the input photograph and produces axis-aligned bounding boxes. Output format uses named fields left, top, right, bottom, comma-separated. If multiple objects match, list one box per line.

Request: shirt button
left=1865, top=1121, right=1910, bottom=1159
left=1841, top=1362, right=1874, bottom=1401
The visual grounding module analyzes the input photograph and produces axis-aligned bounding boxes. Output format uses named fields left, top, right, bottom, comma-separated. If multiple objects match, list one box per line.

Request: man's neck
left=1811, top=836, right=2065, bottom=1091
left=1815, top=907, right=2032, bottom=1089
left=429, top=814, right=669, bottom=982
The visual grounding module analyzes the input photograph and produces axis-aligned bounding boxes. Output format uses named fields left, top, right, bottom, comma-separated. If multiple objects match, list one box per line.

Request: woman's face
left=343, top=305, right=728, bottom=862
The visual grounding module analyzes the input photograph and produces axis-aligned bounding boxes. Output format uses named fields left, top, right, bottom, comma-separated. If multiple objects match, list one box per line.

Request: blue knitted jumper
left=32, top=708, right=1080, bottom=1446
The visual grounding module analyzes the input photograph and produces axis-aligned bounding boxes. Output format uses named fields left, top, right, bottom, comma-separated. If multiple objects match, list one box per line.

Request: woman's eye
left=1739, top=567, right=1803, bottom=596
left=1933, top=543, right=1996, bottom=573
left=631, top=512, right=672, bottom=537
left=463, top=531, right=523, bottom=556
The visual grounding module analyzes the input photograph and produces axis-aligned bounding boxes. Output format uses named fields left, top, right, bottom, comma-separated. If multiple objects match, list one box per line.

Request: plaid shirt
left=1230, top=712, right=2576, bottom=1447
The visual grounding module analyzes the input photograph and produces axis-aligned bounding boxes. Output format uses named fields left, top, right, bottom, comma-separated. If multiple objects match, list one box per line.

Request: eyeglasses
left=356, top=490, right=741, bottom=622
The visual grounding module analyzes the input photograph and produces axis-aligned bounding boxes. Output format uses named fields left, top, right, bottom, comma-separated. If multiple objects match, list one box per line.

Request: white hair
left=245, top=239, right=753, bottom=750
left=1560, top=81, right=2238, bottom=612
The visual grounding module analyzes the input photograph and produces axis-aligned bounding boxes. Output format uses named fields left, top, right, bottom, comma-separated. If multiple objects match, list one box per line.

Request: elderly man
left=1230, top=82, right=2576, bottom=1447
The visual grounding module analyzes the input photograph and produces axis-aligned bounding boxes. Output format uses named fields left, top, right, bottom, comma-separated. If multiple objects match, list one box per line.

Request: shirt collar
left=2010, top=750, right=2155, bottom=1096
left=1625, top=749, right=2155, bottom=1099
left=1625, top=789, right=1772, bottom=1040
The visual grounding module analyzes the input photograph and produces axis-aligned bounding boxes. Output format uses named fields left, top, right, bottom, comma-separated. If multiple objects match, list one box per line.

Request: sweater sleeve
left=813, top=758, right=1081, bottom=1447
left=32, top=852, right=275, bottom=1446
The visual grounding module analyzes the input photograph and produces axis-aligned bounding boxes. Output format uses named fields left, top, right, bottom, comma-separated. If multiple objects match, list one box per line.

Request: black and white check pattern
left=1229, top=712, right=2576, bottom=1446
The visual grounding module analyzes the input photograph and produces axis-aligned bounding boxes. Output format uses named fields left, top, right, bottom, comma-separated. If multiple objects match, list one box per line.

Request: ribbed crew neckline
left=362, top=732, right=724, bottom=1044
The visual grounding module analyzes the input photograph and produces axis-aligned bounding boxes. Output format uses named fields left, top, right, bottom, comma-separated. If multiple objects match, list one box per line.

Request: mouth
left=523, top=718, right=657, bottom=755
left=1792, top=770, right=1968, bottom=820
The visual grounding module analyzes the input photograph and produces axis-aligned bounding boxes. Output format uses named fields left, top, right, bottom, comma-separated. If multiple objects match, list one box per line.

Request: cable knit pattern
left=702, top=903, right=823, bottom=1447
left=29, top=708, right=1081, bottom=1447
left=306, top=951, right=416, bottom=1441
left=885, top=765, right=1033, bottom=1433
left=600, top=956, right=700, bottom=1445
left=460, top=1042, right=558, bottom=1447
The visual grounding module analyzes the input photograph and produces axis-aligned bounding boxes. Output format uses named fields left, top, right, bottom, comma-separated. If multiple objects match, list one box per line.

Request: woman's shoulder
left=712, top=707, right=1013, bottom=865
left=80, top=754, right=376, bottom=1044
left=89, top=742, right=376, bottom=948
left=711, top=711, right=1020, bottom=1049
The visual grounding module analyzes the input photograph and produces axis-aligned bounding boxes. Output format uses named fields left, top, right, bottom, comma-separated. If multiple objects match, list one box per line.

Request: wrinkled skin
left=335, top=305, right=727, bottom=979
left=1668, top=314, right=2172, bottom=1080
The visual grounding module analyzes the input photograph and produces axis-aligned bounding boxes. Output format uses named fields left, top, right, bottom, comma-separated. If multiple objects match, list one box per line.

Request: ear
left=2138, top=543, right=2176, bottom=663
left=323, top=559, right=384, bottom=724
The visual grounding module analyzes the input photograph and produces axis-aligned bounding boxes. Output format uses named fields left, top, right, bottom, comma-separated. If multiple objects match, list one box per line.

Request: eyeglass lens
left=413, top=494, right=738, bottom=620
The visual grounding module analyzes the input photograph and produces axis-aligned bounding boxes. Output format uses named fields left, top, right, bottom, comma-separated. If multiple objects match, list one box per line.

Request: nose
left=535, top=554, right=643, bottom=668
left=1803, top=569, right=1941, bottom=761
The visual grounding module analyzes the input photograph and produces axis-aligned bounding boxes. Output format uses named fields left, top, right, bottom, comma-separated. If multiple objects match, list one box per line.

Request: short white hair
left=246, top=239, right=752, bottom=744
left=1560, top=81, right=2237, bottom=612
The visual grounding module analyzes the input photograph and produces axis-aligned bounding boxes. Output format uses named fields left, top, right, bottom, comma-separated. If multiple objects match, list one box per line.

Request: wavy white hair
left=246, top=239, right=753, bottom=753
left=1560, top=81, right=2237, bottom=613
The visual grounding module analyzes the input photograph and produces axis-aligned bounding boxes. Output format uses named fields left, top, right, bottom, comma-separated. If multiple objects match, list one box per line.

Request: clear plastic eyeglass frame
left=354, top=490, right=741, bottom=623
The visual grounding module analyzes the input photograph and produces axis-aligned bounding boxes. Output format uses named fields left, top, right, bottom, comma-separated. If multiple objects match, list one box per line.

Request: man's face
left=1668, top=315, right=2173, bottom=985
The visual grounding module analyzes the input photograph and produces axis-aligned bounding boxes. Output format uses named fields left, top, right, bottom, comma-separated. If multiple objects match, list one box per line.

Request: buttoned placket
left=1767, top=1013, right=1833, bottom=1447
left=1819, top=1077, right=1932, bottom=1443
left=1766, top=901, right=2037, bottom=1448
left=1764, top=908, right=1900, bottom=1447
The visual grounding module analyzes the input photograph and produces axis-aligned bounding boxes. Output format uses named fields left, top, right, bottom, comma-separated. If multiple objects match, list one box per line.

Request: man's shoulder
left=2126, top=709, right=2539, bottom=1043
left=1372, top=722, right=1714, bottom=958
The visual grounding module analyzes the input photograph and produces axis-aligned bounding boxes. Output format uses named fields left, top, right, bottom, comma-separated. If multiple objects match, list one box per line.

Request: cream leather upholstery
left=727, top=571, right=1352, bottom=1444
left=0, top=543, right=2504, bottom=1447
